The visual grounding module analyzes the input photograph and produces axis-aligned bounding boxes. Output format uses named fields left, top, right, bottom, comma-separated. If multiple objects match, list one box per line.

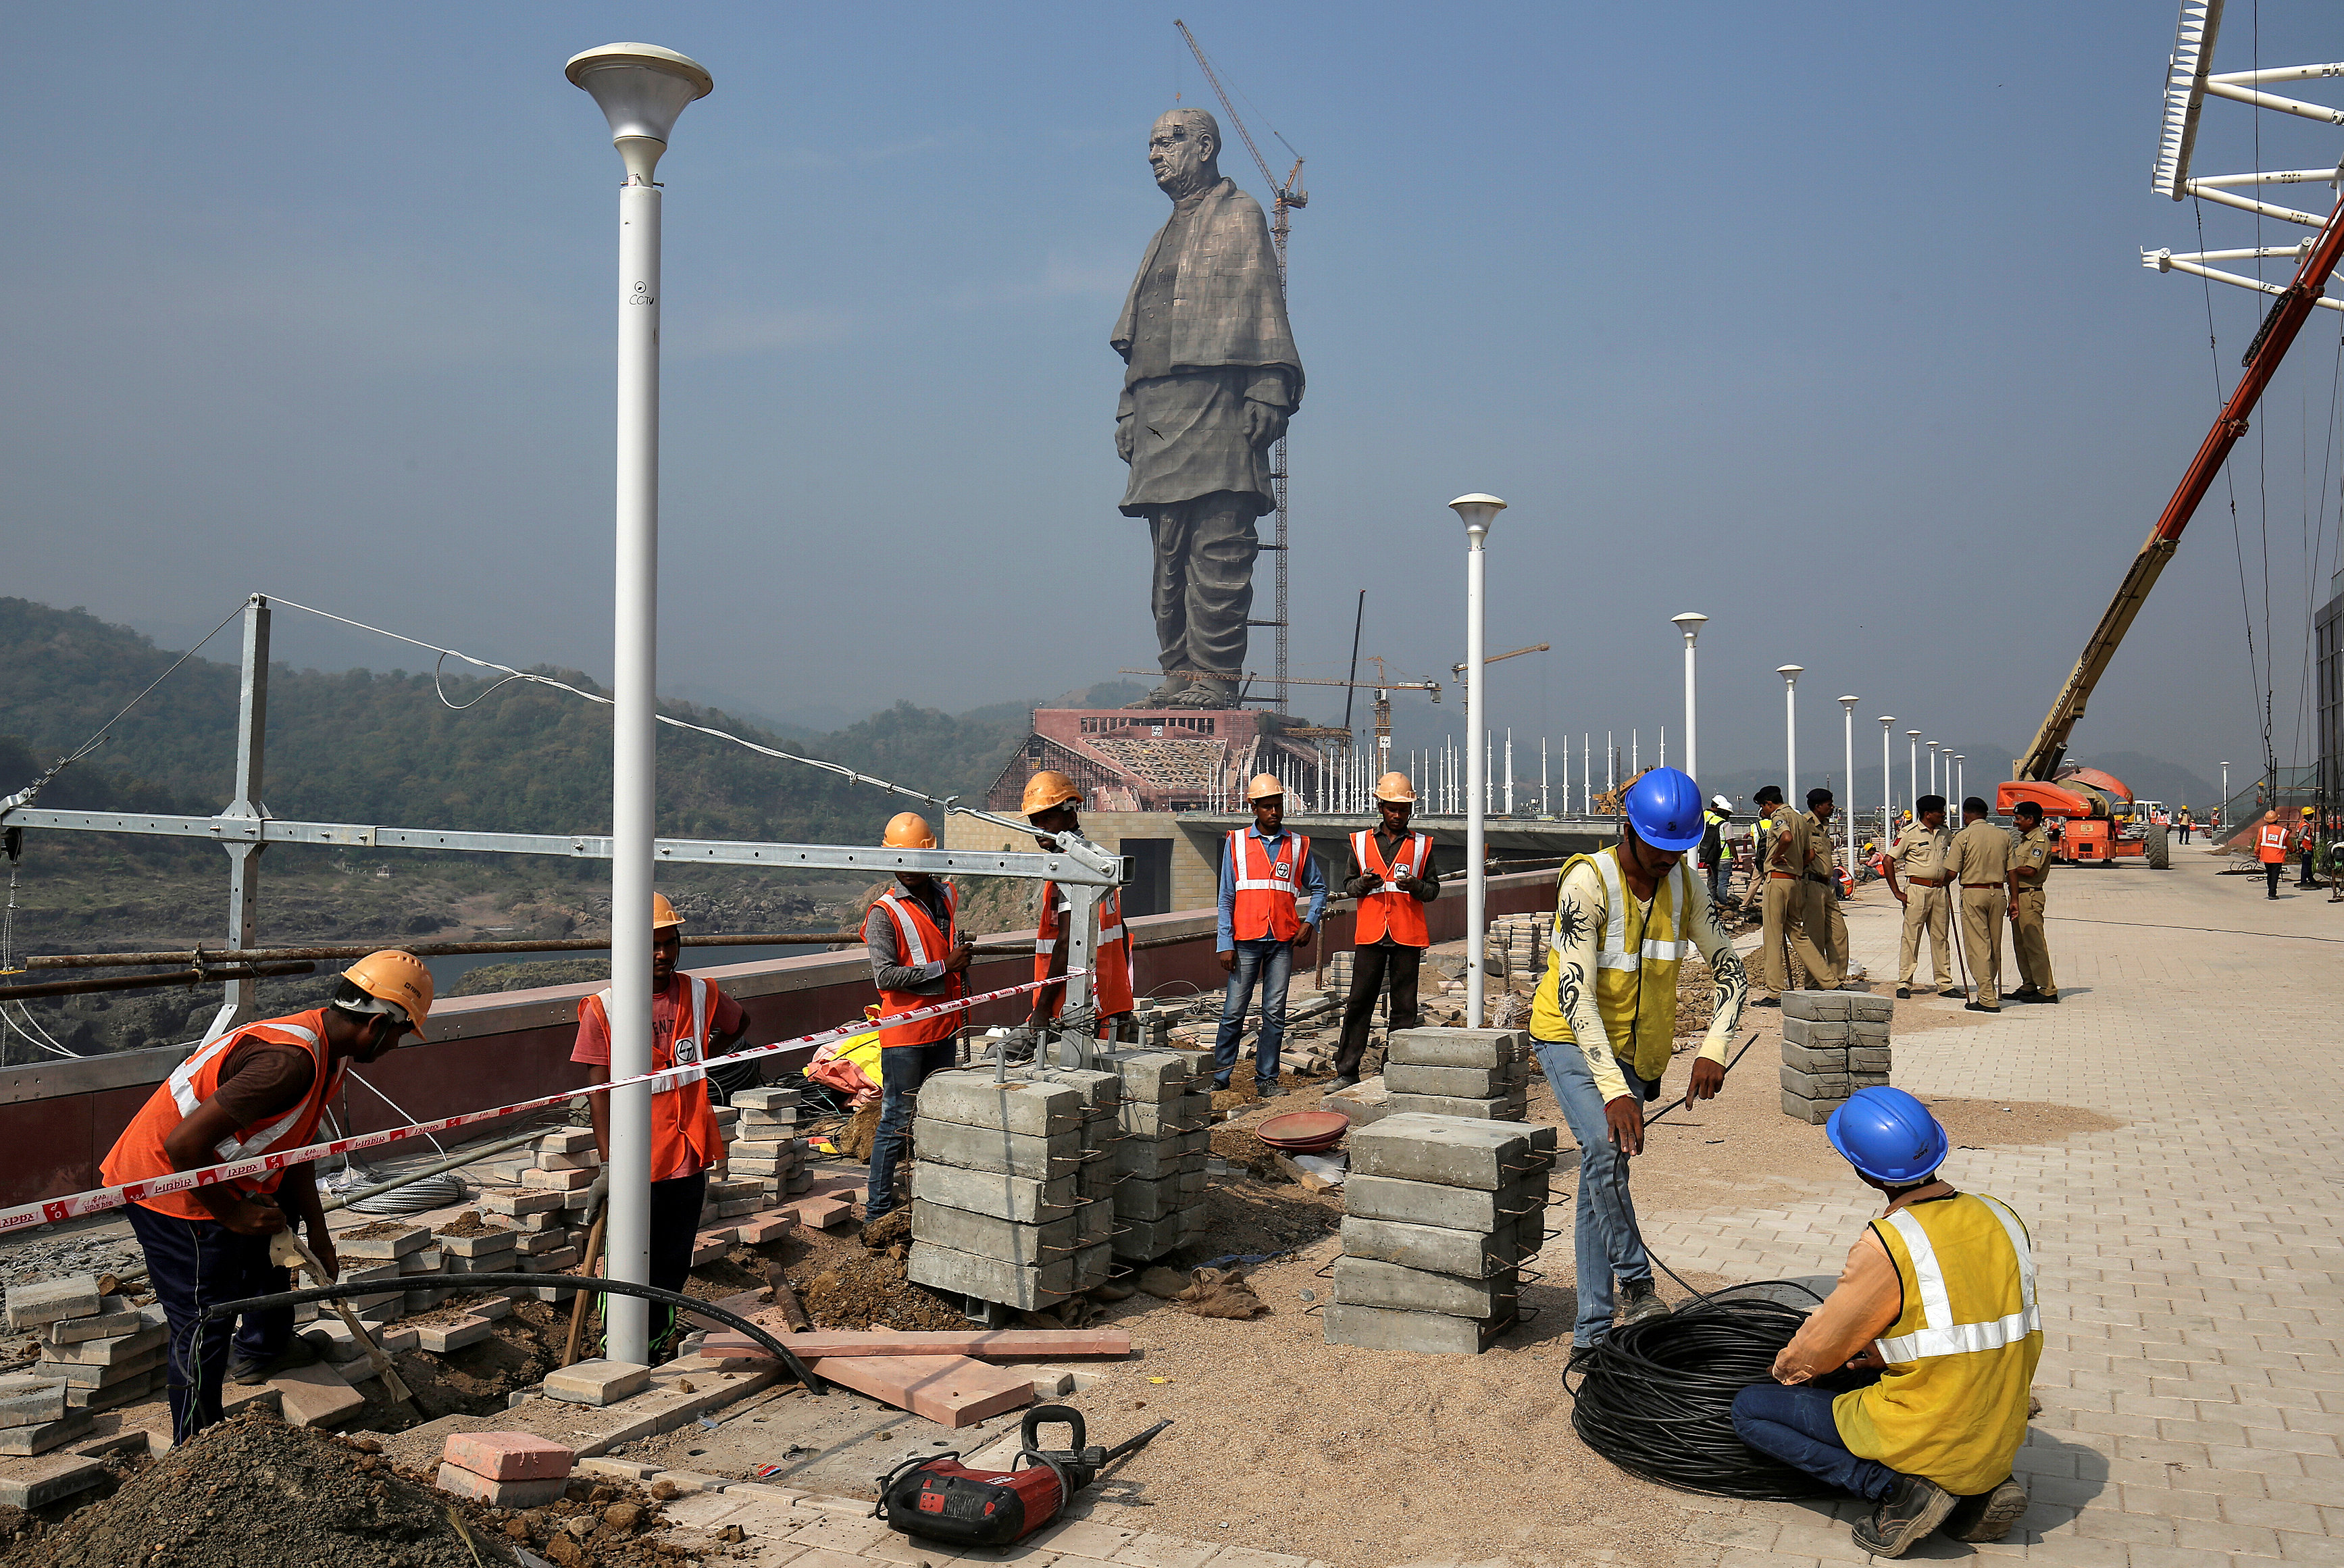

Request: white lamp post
left=1777, top=665, right=1803, bottom=796
left=1956, top=755, right=1966, bottom=811
left=1450, top=493, right=1506, bottom=1029
left=1879, top=716, right=1895, bottom=841
left=1672, top=613, right=1706, bottom=782
left=567, top=40, right=713, bottom=1371
left=1839, top=696, right=1858, bottom=876
left=1927, top=741, right=1940, bottom=801
left=2221, top=761, right=2231, bottom=827
left=1907, top=730, right=1922, bottom=818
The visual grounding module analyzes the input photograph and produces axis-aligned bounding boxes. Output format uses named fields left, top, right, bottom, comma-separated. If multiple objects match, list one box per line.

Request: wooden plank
left=802, top=1352, right=1034, bottom=1429
left=691, top=1327, right=1132, bottom=1361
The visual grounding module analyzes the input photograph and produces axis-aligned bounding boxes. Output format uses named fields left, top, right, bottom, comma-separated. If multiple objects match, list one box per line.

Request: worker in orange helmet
left=863, top=812, right=973, bottom=1222
left=1022, top=772, right=1135, bottom=1040
left=1213, top=773, right=1326, bottom=1098
left=1331, top=771, right=1439, bottom=1090
left=101, top=951, right=434, bottom=1441
left=571, top=892, right=746, bottom=1358
left=2254, top=810, right=2289, bottom=899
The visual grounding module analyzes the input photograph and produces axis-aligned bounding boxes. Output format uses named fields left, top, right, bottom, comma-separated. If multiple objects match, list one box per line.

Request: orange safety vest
left=875, top=883, right=964, bottom=1046
left=1227, top=828, right=1310, bottom=943
left=578, top=976, right=728, bottom=1183
left=2258, top=824, right=2291, bottom=863
left=1036, top=882, right=1134, bottom=1021
left=1351, top=829, right=1432, bottom=948
left=102, top=1010, right=347, bottom=1223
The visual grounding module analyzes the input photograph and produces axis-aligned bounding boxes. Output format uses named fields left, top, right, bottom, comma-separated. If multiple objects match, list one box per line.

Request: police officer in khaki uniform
left=1883, top=794, right=1954, bottom=999
left=1806, top=788, right=1850, bottom=990
left=1754, top=785, right=1837, bottom=1005
left=2006, top=801, right=2058, bottom=1005
left=1940, top=796, right=2014, bottom=1013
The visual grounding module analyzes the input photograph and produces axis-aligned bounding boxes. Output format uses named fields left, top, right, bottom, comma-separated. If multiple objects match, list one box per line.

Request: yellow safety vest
left=1528, top=849, right=1695, bottom=1085
left=1834, top=1192, right=2043, bottom=1495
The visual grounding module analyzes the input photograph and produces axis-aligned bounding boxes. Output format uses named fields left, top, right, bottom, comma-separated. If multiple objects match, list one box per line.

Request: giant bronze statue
left=1113, top=108, right=1304, bottom=710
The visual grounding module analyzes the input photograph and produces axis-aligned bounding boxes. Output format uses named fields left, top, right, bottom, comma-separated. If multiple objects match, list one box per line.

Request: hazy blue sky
left=9, top=2, right=2343, bottom=805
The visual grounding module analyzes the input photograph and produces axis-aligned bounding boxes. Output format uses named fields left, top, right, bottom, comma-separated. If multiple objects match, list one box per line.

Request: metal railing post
left=209, top=595, right=272, bottom=1046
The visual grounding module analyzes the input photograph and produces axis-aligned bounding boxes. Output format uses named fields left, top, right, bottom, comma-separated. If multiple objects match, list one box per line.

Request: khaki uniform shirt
left=2011, top=827, right=2054, bottom=893
left=1766, top=806, right=1812, bottom=878
left=1943, top=819, right=2015, bottom=888
left=1891, top=824, right=1952, bottom=885
left=1806, top=810, right=1841, bottom=879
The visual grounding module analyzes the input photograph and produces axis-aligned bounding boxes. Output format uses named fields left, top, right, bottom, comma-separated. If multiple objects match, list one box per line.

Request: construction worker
left=1731, top=1088, right=2041, bottom=1557
left=1214, top=774, right=1327, bottom=1098
left=1752, top=786, right=1835, bottom=1005
left=1807, top=788, right=1851, bottom=990
left=1530, top=767, right=1748, bottom=1347
left=1941, top=798, right=2012, bottom=1011
left=1022, top=772, right=1135, bottom=1039
left=1884, top=794, right=1954, bottom=1000
left=2176, top=807, right=2193, bottom=846
left=573, top=894, right=746, bottom=1358
left=1700, top=794, right=1735, bottom=908
left=2298, top=805, right=2321, bottom=887
left=2006, top=802, right=2058, bottom=1005
left=101, top=951, right=434, bottom=1442
left=1332, top=771, right=1439, bottom=1090
left=2255, top=809, right=2290, bottom=899
left=863, top=813, right=973, bottom=1219
left=1741, top=789, right=1783, bottom=917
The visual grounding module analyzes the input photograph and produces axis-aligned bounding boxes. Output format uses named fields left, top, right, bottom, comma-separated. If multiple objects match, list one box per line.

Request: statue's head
left=1148, top=108, right=1221, bottom=199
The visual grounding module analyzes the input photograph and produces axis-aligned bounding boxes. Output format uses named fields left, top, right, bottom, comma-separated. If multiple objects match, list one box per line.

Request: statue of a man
left=1113, top=108, right=1303, bottom=710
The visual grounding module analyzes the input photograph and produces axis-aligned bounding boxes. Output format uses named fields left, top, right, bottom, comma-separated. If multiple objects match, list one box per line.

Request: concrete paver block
left=537, top=1128, right=596, bottom=1155
left=735, top=1214, right=798, bottom=1244
left=915, top=1117, right=1085, bottom=1180
left=480, top=1188, right=565, bottom=1216
left=1383, top=1027, right=1531, bottom=1068
left=1383, top=1061, right=1529, bottom=1098
left=0, top=1375, right=68, bottom=1430
left=730, top=1088, right=801, bottom=1113
left=546, top=1359, right=652, bottom=1407
left=336, top=1225, right=430, bottom=1261
left=5, top=1276, right=100, bottom=1332
left=804, top=1348, right=1034, bottom=1428
left=434, top=1461, right=569, bottom=1507
left=1349, top=1113, right=1531, bottom=1189
left=416, top=1315, right=496, bottom=1353
left=917, top=1073, right=1087, bottom=1136
left=1344, top=1173, right=1544, bottom=1232
left=911, top=1198, right=1080, bottom=1265
left=0, top=1452, right=107, bottom=1508
left=1780, top=1066, right=1852, bottom=1101
left=39, top=1320, right=165, bottom=1367
left=0, top=1411, right=91, bottom=1457
left=1331, top=1256, right=1516, bottom=1318
left=1779, top=1092, right=1835, bottom=1125
left=39, top=1296, right=141, bottom=1346
left=521, top=1166, right=592, bottom=1190
left=907, top=1239, right=1074, bottom=1308
left=270, top=1361, right=366, bottom=1428
left=1114, top=1094, right=1212, bottom=1136
left=536, top=1150, right=596, bottom=1171
left=1386, top=1090, right=1529, bottom=1121
left=911, top=1164, right=1081, bottom=1227
left=1340, top=1215, right=1512, bottom=1278
left=1779, top=1040, right=1851, bottom=1073
left=443, top=1429, right=576, bottom=1481
left=435, top=1228, right=517, bottom=1257
left=1110, top=1131, right=1208, bottom=1179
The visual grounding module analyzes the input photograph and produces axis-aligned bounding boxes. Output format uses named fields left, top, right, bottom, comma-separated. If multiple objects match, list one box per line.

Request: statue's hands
left=1115, top=417, right=1136, bottom=463
left=1243, top=401, right=1288, bottom=449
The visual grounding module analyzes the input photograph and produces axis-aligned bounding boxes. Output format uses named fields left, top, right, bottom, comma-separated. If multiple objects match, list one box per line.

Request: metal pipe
left=1449, top=494, right=1505, bottom=1030
left=1778, top=667, right=1803, bottom=797
left=1908, top=731, right=1921, bottom=820
left=1840, top=697, right=1858, bottom=879
left=23, top=932, right=864, bottom=971
left=1879, top=717, right=1895, bottom=846
left=0, top=961, right=317, bottom=1002
left=1673, top=613, right=1706, bottom=783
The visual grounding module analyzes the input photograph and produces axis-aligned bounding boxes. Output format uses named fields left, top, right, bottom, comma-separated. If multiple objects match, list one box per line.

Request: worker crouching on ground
left=1529, top=767, right=1748, bottom=1347
left=1213, top=774, right=1327, bottom=1098
left=101, top=950, right=434, bottom=1442
left=864, top=812, right=973, bottom=1221
left=1885, top=795, right=1954, bottom=1000
left=573, top=893, right=744, bottom=1359
left=1023, top=771, right=1135, bottom=1039
left=1331, top=771, right=1439, bottom=1090
left=1942, top=796, right=2012, bottom=1011
left=1731, top=1087, right=2041, bottom=1557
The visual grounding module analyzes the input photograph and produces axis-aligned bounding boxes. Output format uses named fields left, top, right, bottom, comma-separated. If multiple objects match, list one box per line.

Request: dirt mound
left=797, top=1249, right=965, bottom=1331
left=855, top=1209, right=911, bottom=1250
left=434, top=1211, right=507, bottom=1238
left=341, top=1219, right=420, bottom=1241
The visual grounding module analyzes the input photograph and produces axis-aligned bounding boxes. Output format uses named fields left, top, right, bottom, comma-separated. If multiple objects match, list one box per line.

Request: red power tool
left=875, top=1405, right=1172, bottom=1548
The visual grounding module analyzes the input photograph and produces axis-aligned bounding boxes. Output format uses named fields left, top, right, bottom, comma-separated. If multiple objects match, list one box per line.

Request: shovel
left=269, top=1229, right=420, bottom=1415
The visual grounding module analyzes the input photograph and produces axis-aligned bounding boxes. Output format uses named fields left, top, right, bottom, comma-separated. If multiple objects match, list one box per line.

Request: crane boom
left=2016, top=188, right=2344, bottom=782
left=1174, top=20, right=1285, bottom=209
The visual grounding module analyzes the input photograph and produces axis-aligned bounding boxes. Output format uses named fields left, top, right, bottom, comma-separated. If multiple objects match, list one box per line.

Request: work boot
left=1616, top=1282, right=1669, bottom=1328
left=1850, top=1474, right=1959, bottom=1558
left=1941, top=988, right=1966, bottom=1001
left=228, top=1330, right=333, bottom=1386
left=1895, top=985, right=1911, bottom=999
left=1963, top=1001, right=2002, bottom=1013
left=1328, top=1075, right=1359, bottom=1092
left=2010, top=986, right=2042, bottom=1003
left=1941, top=1476, right=2031, bottom=1543
left=1752, top=996, right=1781, bottom=1009
left=1256, top=1081, right=1285, bottom=1100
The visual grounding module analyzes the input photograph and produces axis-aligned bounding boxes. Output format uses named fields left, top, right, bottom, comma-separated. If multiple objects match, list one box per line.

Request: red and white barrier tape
left=0, top=971, right=1083, bottom=1235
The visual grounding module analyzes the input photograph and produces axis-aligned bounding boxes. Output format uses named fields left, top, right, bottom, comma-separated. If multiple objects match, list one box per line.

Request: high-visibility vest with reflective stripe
left=101, top=1011, right=346, bottom=1222
left=1351, top=830, right=1432, bottom=948
left=578, top=976, right=728, bottom=1182
left=1035, top=882, right=1134, bottom=1021
left=875, top=884, right=964, bottom=1046
left=1227, top=830, right=1310, bottom=942
left=2258, top=824, right=2291, bottom=863
left=1527, top=849, right=1696, bottom=1086
left=1833, top=1192, right=2044, bottom=1496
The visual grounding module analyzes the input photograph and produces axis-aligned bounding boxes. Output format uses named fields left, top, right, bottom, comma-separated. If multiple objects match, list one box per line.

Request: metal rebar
left=22, top=932, right=864, bottom=971
left=0, top=961, right=317, bottom=1001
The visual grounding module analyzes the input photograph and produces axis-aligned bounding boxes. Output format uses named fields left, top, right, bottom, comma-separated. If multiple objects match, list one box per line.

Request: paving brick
left=442, top=1430, right=575, bottom=1481
left=336, top=1225, right=430, bottom=1261
left=0, top=1452, right=106, bottom=1507
left=39, top=1297, right=141, bottom=1346
left=269, top=1361, right=365, bottom=1428
left=3, top=1277, right=100, bottom=1332
left=0, top=1411, right=90, bottom=1457
left=415, top=1315, right=495, bottom=1353
left=433, top=1461, right=569, bottom=1507
left=545, top=1359, right=651, bottom=1407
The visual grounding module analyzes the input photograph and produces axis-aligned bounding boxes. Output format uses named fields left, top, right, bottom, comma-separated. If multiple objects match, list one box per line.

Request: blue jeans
left=1731, top=1382, right=1897, bottom=1500
left=1533, top=1036, right=1659, bottom=1346
left=125, top=1200, right=294, bottom=1444
left=1213, top=938, right=1294, bottom=1088
left=868, top=1041, right=955, bottom=1219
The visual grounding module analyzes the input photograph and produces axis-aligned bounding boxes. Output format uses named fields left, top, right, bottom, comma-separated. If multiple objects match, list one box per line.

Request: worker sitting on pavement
left=1732, top=1087, right=2041, bottom=1558
left=1023, top=771, right=1135, bottom=1040
left=101, top=950, right=434, bottom=1442
left=863, top=812, right=973, bottom=1222
left=1332, top=771, right=1439, bottom=1090
left=1529, top=767, right=1748, bottom=1348
left=573, top=892, right=746, bottom=1359
left=1213, top=774, right=1327, bottom=1099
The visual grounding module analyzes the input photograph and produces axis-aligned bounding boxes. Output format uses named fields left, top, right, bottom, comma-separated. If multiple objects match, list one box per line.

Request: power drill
left=875, top=1405, right=1172, bottom=1548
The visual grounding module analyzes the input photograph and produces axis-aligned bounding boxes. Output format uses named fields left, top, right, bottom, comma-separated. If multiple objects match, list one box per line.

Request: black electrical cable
left=198, top=1274, right=829, bottom=1395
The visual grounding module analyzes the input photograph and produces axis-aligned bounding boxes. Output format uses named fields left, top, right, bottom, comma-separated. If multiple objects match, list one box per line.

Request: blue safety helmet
left=1825, top=1086, right=1950, bottom=1185
left=1621, top=767, right=1706, bottom=853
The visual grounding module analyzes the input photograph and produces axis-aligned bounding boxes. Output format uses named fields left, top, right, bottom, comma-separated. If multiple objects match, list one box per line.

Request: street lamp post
left=1672, top=613, right=1707, bottom=783
left=1839, top=696, right=1858, bottom=876
left=567, top=39, right=713, bottom=1371
left=1777, top=666, right=1803, bottom=796
left=2220, top=761, right=2230, bottom=828
left=1955, top=755, right=1966, bottom=811
left=1879, top=716, right=1895, bottom=843
left=1907, top=730, right=1922, bottom=819
left=1450, top=495, right=1506, bottom=1029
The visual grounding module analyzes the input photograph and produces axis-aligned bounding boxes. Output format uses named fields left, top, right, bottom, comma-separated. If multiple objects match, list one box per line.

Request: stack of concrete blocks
left=435, top=1430, right=577, bottom=1507
left=1383, top=1028, right=1531, bottom=1121
left=2, top=1277, right=166, bottom=1445
left=907, top=1069, right=1115, bottom=1311
left=1779, top=989, right=1893, bottom=1125
left=728, top=1087, right=810, bottom=1200
left=1324, top=1113, right=1554, bottom=1355
left=1102, top=1051, right=1212, bottom=1264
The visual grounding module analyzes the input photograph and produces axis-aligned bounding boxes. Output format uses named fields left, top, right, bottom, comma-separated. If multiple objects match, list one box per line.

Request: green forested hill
left=0, top=598, right=1120, bottom=845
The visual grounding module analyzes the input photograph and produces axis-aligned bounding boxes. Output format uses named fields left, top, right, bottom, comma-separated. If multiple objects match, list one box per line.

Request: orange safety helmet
left=339, top=949, right=434, bottom=1036
left=1021, top=770, right=1084, bottom=816
left=883, top=811, right=938, bottom=849
left=1373, top=772, right=1417, bottom=804
left=1244, top=773, right=1285, bottom=803
left=651, top=892, right=684, bottom=929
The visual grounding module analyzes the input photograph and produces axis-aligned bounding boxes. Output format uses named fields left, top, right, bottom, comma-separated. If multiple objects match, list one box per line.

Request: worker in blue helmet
left=1528, top=767, right=1750, bottom=1348
left=1731, top=1087, right=2043, bottom=1557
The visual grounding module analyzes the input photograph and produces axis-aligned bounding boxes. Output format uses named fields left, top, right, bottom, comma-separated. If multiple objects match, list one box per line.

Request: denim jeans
left=1731, top=1382, right=1897, bottom=1500
left=125, top=1200, right=293, bottom=1443
left=1214, top=938, right=1293, bottom=1088
left=1534, top=1036, right=1662, bottom=1346
left=1706, top=860, right=1727, bottom=907
left=867, top=1041, right=955, bottom=1219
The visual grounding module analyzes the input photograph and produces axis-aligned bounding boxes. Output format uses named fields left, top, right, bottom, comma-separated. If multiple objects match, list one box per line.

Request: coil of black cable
left=1564, top=1284, right=1836, bottom=1500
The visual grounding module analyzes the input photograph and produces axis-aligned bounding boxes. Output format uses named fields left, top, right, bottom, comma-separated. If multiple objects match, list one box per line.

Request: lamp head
left=1777, top=663, right=1803, bottom=684
left=1838, top=694, right=1858, bottom=710
left=1671, top=611, right=1708, bottom=641
left=567, top=43, right=714, bottom=182
left=1447, top=493, right=1508, bottom=541
left=1907, top=730, right=1921, bottom=740
left=1879, top=715, right=1895, bottom=726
